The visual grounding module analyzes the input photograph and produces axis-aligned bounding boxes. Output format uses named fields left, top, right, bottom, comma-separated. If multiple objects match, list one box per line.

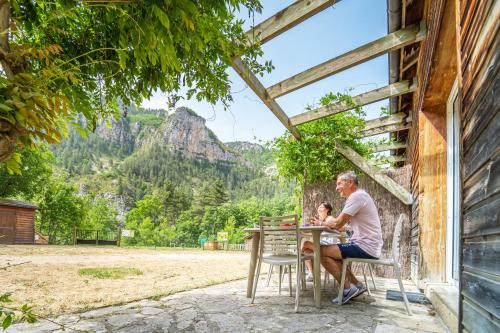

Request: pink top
left=341, top=189, right=383, bottom=258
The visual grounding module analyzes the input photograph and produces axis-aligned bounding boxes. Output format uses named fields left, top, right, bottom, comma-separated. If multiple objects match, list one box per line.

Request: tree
left=124, top=194, right=172, bottom=246
left=222, top=215, right=245, bottom=243
left=36, top=177, right=87, bottom=244
left=271, top=92, right=371, bottom=185
left=0, top=145, right=54, bottom=197
left=193, top=179, right=228, bottom=215
left=83, top=197, right=117, bottom=232
left=157, top=182, right=192, bottom=225
left=0, top=0, right=270, bottom=169
left=173, top=210, right=202, bottom=246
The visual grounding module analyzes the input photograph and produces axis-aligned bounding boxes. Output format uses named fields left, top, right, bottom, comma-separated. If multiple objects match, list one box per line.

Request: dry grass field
left=0, top=245, right=250, bottom=317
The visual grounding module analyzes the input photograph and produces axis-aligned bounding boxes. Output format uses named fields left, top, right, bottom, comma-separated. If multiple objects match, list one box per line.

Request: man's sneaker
left=354, top=283, right=367, bottom=298
left=331, top=285, right=360, bottom=305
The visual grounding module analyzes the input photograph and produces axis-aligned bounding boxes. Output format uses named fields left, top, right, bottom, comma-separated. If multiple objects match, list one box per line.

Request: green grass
left=78, top=267, right=143, bottom=279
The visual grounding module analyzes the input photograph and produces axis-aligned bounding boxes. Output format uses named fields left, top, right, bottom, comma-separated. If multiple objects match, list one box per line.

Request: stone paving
left=7, top=275, right=446, bottom=332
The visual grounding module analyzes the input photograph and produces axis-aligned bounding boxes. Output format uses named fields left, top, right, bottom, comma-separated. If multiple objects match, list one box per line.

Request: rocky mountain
left=140, top=107, right=243, bottom=164
left=91, top=107, right=245, bottom=164
left=94, top=117, right=135, bottom=155
left=53, top=106, right=271, bottom=177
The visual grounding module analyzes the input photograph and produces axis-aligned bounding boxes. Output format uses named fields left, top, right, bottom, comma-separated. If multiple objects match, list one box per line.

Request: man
left=317, top=171, right=383, bottom=304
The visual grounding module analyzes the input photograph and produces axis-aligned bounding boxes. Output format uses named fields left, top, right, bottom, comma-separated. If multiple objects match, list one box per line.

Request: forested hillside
left=10, top=107, right=296, bottom=245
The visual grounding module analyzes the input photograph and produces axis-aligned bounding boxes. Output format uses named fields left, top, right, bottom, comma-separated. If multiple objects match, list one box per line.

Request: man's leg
left=320, top=245, right=359, bottom=288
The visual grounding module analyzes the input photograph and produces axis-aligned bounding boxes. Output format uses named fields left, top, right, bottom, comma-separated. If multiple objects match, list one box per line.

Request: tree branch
left=0, top=0, right=14, bottom=79
left=0, top=261, right=31, bottom=270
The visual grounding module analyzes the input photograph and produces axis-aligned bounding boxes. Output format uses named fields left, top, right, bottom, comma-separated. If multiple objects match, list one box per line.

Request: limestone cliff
left=141, top=107, right=243, bottom=164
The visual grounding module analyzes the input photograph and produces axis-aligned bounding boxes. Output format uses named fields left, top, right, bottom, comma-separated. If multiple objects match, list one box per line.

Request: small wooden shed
left=0, top=199, right=38, bottom=245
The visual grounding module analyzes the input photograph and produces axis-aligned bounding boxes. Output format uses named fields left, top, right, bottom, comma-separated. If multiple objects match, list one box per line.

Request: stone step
left=426, top=284, right=459, bottom=333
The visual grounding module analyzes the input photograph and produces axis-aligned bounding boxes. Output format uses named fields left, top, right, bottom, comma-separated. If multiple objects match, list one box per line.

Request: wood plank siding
left=459, top=1, right=500, bottom=332
left=0, top=210, right=16, bottom=244
left=405, top=0, right=459, bottom=286
left=14, top=208, right=35, bottom=244
left=0, top=203, right=36, bottom=244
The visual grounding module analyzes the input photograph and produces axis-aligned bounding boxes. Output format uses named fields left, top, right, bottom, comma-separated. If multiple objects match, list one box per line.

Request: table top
left=244, top=226, right=342, bottom=235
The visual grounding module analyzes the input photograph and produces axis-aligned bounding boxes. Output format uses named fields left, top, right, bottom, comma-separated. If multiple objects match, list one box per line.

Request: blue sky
left=142, top=0, right=389, bottom=143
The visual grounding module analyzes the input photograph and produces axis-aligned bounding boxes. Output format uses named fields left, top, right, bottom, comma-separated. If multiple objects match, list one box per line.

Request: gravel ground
left=0, top=245, right=250, bottom=317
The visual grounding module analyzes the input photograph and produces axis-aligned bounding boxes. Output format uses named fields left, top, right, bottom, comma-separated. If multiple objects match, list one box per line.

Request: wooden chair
left=251, top=215, right=311, bottom=312
left=337, top=213, right=412, bottom=315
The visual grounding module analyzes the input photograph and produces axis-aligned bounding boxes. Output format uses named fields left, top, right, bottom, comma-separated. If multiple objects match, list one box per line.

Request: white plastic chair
left=251, top=215, right=311, bottom=312
left=337, top=213, right=412, bottom=315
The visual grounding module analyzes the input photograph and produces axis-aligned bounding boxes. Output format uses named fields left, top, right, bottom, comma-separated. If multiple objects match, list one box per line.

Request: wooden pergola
left=231, top=0, right=426, bottom=206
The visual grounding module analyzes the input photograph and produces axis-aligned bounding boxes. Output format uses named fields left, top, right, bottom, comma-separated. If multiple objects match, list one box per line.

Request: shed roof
left=0, top=198, right=38, bottom=209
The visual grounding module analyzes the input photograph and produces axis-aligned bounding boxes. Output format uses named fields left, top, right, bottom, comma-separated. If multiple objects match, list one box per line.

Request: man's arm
left=325, top=213, right=352, bottom=231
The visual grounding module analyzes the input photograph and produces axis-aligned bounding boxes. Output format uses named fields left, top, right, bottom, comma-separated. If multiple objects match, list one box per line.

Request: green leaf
left=2, top=313, right=13, bottom=330
left=117, top=50, right=127, bottom=70
left=0, top=113, right=16, bottom=124
left=74, top=127, right=88, bottom=139
left=0, top=103, right=13, bottom=112
left=0, top=293, right=12, bottom=303
left=153, top=5, right=170, bottom=30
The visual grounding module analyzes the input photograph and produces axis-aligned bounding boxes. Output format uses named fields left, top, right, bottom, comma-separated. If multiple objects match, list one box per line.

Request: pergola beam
left=369, top=142, right=407, bottom=153
left=246, top=0, right=340, bottom=45
left=267, top=22, right=426, bottom=99
left=230, top=57, right=301, bottom=140
left=290, top=80, right=418, bottom=126
left=371, top=155, right=407, bottom=165
left=336, top=145, right=413, bottom=205
left=361, top=122, right=412, bottom=138
left=363, top=112, right=409, bottom=131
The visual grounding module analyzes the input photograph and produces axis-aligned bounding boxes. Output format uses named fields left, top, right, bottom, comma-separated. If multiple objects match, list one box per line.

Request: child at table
left=301, top=202, right=335, bottom=281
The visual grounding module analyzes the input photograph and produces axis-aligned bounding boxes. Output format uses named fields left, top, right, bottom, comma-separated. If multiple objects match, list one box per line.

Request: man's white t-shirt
left=341, top=189, right=383, bottom=258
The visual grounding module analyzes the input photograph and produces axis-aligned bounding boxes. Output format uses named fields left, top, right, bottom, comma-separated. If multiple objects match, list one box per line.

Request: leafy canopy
left=271, top=92, right=370, bottom=185
left=0, top=0, right=269, bottom=169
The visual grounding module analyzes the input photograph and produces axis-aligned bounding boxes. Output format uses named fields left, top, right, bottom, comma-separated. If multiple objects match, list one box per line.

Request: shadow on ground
left=7, top=275, right=446, bottom=333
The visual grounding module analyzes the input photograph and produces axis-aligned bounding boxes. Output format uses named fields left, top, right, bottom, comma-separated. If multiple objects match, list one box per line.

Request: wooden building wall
left=406, top=0, right=460, bottom=287
left=303, top=166, right=412, bottom=279
left=0, top=205, right=35, bottom=244
left=15, top=208, right=35, bottom=244
left=459, top=1, right=499, bottom=332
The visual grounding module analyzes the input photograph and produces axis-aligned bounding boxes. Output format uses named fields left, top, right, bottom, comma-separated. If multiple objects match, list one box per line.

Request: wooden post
left=95, top=230, right=99, bottom=245
left=117, top=228, right=122, bottom=247
left=73, top=225, right=77, bottom=245
left=336, top=145, right=414, bottom=205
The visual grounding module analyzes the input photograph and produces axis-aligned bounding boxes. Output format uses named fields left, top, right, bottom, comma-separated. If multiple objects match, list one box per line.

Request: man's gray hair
left=338, top=171, right=359, bottom=186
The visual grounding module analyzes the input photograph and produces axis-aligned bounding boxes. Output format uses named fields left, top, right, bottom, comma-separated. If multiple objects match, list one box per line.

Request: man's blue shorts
left=338, top=243, right=378, bottom=259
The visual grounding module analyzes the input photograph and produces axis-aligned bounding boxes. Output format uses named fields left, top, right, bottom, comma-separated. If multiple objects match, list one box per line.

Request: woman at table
left=302, top=202, right=335, bottom=281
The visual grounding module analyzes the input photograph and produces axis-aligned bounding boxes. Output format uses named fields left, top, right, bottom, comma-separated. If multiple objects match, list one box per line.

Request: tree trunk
left=0, top=0, right=26, bottom=163
left=0, top=0, right=13, bottom=79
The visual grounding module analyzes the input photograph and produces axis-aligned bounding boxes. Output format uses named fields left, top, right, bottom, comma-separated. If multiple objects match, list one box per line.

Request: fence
left=217, top=242, right=251, bottom=251
left=151, top=242, right=250, bottom=251
left=73, top=228, right=120, bottom=246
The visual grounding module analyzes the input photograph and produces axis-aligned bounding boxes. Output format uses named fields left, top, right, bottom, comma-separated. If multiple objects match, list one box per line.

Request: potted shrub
left=204, top=235, right=218, bottom=250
